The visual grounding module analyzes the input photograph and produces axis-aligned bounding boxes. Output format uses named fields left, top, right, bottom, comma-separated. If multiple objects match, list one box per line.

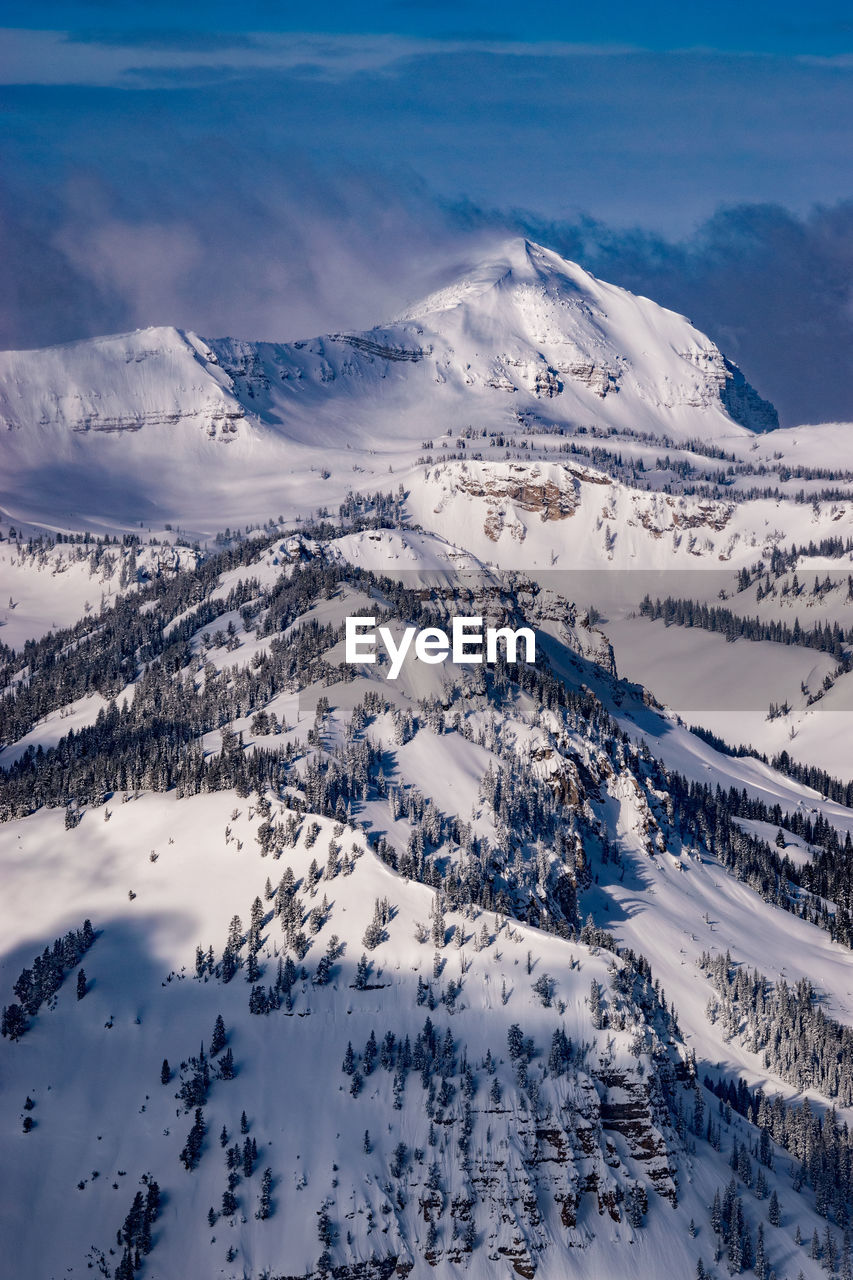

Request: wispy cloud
left=0, top=29, right=643, bottom=87
left=0, top=153, right=492, bottom=350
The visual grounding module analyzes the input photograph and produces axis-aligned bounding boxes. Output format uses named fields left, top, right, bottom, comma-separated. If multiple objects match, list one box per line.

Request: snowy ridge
left=0, top=796, right=690, bottom=1279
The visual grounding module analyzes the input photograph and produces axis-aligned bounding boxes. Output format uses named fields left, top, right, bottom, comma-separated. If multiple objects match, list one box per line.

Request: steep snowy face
left=390, top=238, right=778, bottom=434
left=0, top=327, right=261, bottom=527
left=0, top=327, right=247, bottom=443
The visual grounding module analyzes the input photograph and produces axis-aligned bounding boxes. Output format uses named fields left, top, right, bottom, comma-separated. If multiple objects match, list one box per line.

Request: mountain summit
left=392, top=238, right=777, bottom=434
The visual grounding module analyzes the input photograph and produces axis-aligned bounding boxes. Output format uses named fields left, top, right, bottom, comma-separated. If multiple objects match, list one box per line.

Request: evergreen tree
left=353, top=953, right=370, bottom=989
left=755, top=1222, right=767, bottom=1280
left=507, top=1024, right=524, bottom=1061
left=76, top=969, right=87, bottom=1000
left=768, top=1188, right=780, bottom=1226
left=256, top=1168, right=272, bottom=1220
left=179, top=1108, right=206, bottom=1171
left=824, top=1224, right=837, bottom=1272
left=317, top=1207, right=335, bottom=1247
left=711, top=1187, right=722, bottom=1236
left=248, top=983, right=268, bottom=1014
left=1, top=1004, right=27, bottom=1041
left=625, top=1183, right=646, bottom=1229
left=160, top=1058, right=171, bottom=1085
left=220, top=945, right=237, bottom=984
left=363, top=1030, right=377, bottom=1075
left=589, top=980, right=604, bottom=1029
left=210, top=1014, right=226, bottom=1056
left=741, top=1220, right=753, bottom=1271
left=115, top=1249, right=134, bottom=1280
left=430, top=897, right=446, bottom=949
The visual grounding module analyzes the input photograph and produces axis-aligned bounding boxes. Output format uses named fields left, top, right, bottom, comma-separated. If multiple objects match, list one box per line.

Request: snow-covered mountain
left=0, top=239, right=778, bottom=531
left=6, top=238, right=853, bottom=1280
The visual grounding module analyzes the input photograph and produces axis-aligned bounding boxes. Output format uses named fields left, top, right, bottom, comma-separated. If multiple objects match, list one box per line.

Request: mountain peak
left=393, top=237, right=587, bottom=323
left=389, top=238, right=777, bottom=436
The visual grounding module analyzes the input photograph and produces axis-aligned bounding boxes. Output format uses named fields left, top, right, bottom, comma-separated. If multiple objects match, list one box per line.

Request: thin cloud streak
left=0, top=30, right=643, bottom=87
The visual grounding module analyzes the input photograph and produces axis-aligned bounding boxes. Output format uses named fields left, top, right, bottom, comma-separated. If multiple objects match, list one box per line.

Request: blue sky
left=2, top=4, right=853, bottom=421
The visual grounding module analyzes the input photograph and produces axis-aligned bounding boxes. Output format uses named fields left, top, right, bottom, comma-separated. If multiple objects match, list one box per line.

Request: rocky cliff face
left=719, top=356, right=779, bottom=432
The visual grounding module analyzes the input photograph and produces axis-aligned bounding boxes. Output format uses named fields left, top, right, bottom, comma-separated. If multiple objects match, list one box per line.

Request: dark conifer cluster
left=113, top=1175, right=160, bottom=1279
left=640, top=593, right=853, bottom=660
left=701, top=952, right=853, bottom=1104
left=1, top=919, right=94, bottom=1040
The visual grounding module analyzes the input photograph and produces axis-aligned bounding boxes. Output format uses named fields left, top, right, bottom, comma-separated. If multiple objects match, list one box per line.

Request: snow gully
left=344, top=616, right=536, bottom=680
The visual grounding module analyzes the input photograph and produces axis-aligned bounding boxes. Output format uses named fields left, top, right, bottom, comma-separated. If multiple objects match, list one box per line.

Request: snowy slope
left=2, top=547, right=852, bottom=1280
left=0, top=788, right=830, bottom=1280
